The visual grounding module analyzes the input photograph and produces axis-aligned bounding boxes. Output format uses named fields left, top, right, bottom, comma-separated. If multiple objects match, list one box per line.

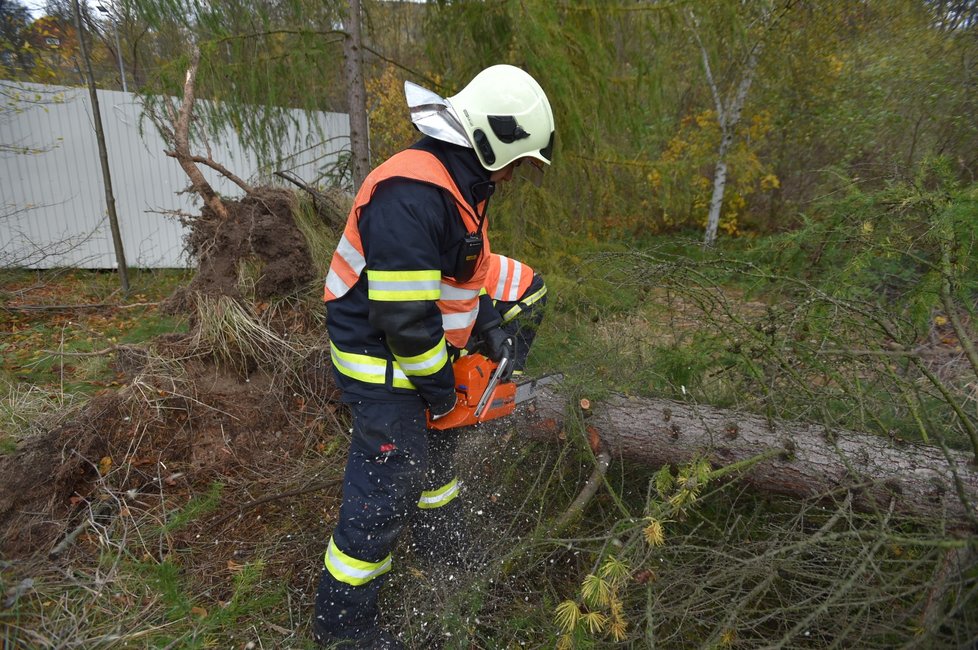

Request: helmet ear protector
left=473, top=129, right=497, bottom=167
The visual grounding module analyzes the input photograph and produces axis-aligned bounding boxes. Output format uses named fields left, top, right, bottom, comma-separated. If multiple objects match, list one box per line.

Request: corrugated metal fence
left=0, top=82, right=349, bottom=269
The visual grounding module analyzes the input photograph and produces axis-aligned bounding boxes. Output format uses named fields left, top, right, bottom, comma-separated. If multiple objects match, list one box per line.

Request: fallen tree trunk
left=524, top=389, right=978, bottom=531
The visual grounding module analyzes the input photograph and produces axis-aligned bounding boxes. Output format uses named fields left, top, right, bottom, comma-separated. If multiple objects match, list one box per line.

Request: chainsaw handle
left=474, top=356, right=508, bottom=418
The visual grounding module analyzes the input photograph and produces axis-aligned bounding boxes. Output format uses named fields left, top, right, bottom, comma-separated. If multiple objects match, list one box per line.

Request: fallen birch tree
left=524, top=388, right=978, bottom=532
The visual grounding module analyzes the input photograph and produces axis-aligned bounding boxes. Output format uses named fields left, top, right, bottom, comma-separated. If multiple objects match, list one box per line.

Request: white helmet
left=446, top=65, right=555, bottom=172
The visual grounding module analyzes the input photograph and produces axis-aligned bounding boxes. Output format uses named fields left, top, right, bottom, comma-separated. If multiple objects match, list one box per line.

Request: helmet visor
left=516, top=158, right=546, bottom=187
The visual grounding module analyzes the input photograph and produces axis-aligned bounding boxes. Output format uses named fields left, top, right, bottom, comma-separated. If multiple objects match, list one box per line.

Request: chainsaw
left=427, top=353, right=556, bottom=430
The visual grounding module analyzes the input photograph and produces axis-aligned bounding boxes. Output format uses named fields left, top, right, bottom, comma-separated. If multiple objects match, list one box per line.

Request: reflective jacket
left=323, top=139, right=530, bottom=406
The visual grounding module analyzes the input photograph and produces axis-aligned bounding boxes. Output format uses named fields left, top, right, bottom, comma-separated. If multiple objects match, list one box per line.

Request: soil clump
left=0, top=185, right=344, bottom=560
left=164, top=187, right=318, bottom=312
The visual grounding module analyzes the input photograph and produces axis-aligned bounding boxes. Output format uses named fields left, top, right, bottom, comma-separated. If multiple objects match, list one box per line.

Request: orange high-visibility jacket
left=323, top=147, right=531, bottom=402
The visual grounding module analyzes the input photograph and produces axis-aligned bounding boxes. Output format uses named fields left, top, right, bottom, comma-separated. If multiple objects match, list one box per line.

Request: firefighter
left=313, top=64, right=555, bottom=649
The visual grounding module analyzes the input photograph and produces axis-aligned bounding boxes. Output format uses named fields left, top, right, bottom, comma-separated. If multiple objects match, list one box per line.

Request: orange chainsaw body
left=427, top=354, right=516, bottom=430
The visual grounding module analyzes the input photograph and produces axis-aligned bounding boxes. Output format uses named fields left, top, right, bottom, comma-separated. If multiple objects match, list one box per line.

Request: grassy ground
left=0, top=269, right=191, bottom=451
left=0, top=269, right=191, bottom=390
left=1, top=250, right=976, bottom=648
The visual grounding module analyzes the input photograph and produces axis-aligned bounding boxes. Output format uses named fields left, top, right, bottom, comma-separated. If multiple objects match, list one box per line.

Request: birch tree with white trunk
left=688, top=8, right=765, bottom=248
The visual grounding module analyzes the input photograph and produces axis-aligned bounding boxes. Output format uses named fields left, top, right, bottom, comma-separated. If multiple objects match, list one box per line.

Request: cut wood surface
left=523, top=388, right=978, bottom=531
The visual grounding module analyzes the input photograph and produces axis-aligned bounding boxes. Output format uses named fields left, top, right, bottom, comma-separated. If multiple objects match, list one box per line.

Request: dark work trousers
left=314, top=274, right=547, bottom=642
left=313, top=398, right=460, bottom=641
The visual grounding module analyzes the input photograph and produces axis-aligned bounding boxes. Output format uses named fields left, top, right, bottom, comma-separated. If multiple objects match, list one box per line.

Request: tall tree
left=686, top=3, right=783, bottom=247
left=72, top=0, right=129, bottom=293
left=343, top=0, right=369, bottom=189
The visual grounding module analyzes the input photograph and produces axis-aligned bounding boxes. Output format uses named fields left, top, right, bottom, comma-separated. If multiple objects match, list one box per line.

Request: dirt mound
left=0, top=352, right=340, bottom=559
left=166, top=187, right=317, bottom=311
left=0, top=182, right=345, bottom=560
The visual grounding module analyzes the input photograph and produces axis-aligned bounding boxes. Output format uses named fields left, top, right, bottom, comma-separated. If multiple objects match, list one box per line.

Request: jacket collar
left=410, top=136, right=493, bottom=210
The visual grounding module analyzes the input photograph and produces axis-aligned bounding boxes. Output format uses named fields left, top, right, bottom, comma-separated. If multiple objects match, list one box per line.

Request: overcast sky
left=23, top=1, right=46, bottom=19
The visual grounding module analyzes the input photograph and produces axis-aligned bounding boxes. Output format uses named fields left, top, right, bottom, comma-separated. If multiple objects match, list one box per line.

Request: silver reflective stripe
left=336, top=235, right=366, bottom=274
left=495, top=260, right=509, bottom=300
left=442, top=310, right=478, bottom=330
left=325, top=268, right=349, bottom=298
left=369, top=278, right=441, bottom=293
left=507, top=261, right=524, bottom=301
left=440, top=283, right=481, bottom=300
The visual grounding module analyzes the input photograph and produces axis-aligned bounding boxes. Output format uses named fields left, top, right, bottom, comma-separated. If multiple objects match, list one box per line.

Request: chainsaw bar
left=514, top=373, right=563, bottom=404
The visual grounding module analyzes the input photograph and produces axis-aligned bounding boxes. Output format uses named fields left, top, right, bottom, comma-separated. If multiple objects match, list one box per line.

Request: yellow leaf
left=643, top=518, right=665, bottom=547
left=934, top=315, right=948, bottom=327
left=98, top=456, right=112, bottom=475
left=610, top=619, right=628, bottom=642
left=582, top=611, right=608, bottom=634
left=581, top=574, right=611, bottom=607
left=554, top=600, right=581, bottom=632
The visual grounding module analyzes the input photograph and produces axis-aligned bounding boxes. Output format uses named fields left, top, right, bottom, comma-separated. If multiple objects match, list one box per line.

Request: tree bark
left=522, top=389, right=978, bottom=531
left=688, top=9, right=762, bottom=248
left=72, top=0, right=129, bottom=294
left=343, top=0, right=370, bottom=190
left=166, top=43, right=230, bottom=220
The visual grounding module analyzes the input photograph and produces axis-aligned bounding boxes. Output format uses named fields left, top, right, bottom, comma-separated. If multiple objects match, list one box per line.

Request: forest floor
left=2, top=192, right=976, bottom=647
left=0, top=265, right=562, bottom=648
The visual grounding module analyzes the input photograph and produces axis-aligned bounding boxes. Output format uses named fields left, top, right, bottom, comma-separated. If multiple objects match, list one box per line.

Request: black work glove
left=429, top=392, right=458, bottom=421
left=482, top=326, right=515, bottom=381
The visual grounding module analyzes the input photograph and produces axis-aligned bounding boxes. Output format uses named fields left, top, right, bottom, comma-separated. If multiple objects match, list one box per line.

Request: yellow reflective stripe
left=323, top=537, right=392, bottom=586
left=331, top=343, right=416, bottom=390
left=393, top=337, right=448, bottom=377
left=331, top=343, right=386, bottom=383
left=368, top=269, right=441, bottom=301
left=417, top=478, right=460, bottom=509
left=502, top=285, right=548, bottom=324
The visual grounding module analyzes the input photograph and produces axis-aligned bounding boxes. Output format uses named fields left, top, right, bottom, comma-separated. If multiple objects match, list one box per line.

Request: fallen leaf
left=633, top=569, right=656, bottom=585
left=98, top=456, right=112, bottom=475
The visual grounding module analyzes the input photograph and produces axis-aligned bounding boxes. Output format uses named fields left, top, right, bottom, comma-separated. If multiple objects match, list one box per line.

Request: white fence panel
left=0, top=82, right=349, bottom=269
